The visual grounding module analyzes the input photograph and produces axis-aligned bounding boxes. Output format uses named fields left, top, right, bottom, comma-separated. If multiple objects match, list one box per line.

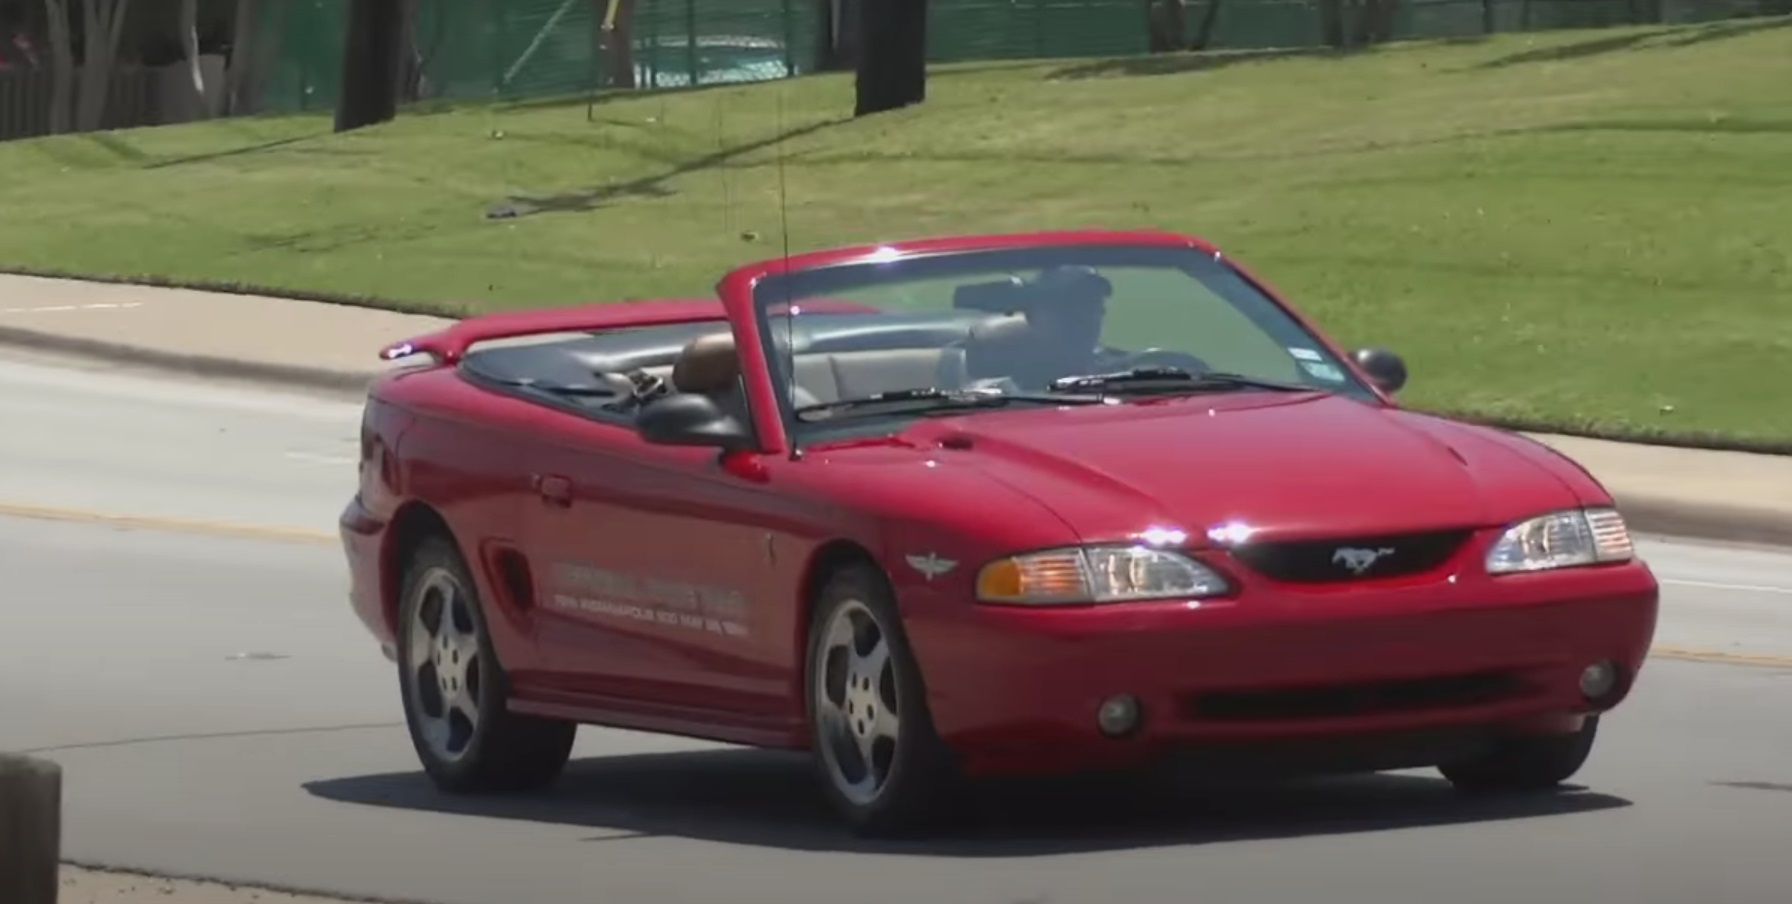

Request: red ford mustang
left=340, top=230, right=1659, bottom=836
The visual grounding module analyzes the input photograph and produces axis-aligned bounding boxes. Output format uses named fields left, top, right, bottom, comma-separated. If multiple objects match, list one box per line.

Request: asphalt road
left=3, top=354, right=1791, bottom=904
left=0, top=353, right=359, bottom=534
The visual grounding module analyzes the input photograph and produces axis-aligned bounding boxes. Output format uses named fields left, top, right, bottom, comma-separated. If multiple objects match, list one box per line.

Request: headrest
left=964, top=312, right=1034, bottom=361
left=953, top=276, right=1028, bottom=313
left=1029, top=265, right=1113, bottom=302
left=670, top=331, right=740, bottom=394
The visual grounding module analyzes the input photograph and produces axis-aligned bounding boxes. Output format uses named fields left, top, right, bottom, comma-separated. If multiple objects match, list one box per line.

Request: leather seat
left=962, top=313, right=1034, bottom=381
left=670, top=331, right=742, bottom=396
left=790, top=347, right=969, bottom=403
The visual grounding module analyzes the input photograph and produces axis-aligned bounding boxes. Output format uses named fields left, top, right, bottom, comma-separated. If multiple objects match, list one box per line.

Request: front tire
left=806, top=565, right=957, bottom=837
left=397, top=534, right=576, bottom=793
left=1439, top=716, right=1600, bottom=792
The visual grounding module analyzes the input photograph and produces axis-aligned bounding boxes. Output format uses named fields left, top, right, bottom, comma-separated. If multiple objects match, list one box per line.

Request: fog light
left=1096, top=694, right=1142, bottom=738
left=1579, top=660, right=1619, bottom=700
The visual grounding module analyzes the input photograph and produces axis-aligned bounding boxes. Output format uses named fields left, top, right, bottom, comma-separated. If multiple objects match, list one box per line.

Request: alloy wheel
left=814, top=597, right=904, bottom=806
left=404, top=567, right=483, bottom=763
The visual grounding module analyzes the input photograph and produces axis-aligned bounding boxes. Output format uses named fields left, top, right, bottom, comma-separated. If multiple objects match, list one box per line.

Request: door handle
left=532, top=474, right=573, bottom=508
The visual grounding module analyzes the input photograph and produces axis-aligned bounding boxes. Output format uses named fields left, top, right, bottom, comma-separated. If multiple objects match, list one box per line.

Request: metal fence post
left=684, top=0, right=699, bottom=85
left=782, top=0, right=796, bottom=76
left=1034, top=0, right=1046, bottom=58
left=291, top=0, right=311, bottom=111
left=489, top=0, right=507, bottom=97
left=0, top=753, right=62, bottom=904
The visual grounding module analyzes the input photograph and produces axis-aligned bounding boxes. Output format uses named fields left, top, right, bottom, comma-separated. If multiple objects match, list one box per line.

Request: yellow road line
left=1, top=501, right=1791, bottom=670
left=0, top=501, right=336, bottom=546
left=1647, top=646, right=1792, bottom=670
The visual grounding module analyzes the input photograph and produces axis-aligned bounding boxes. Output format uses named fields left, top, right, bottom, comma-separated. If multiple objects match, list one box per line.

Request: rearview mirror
left=1351, top=347, right=1408, bottom=395
left=636, top=394, right=753, bottom=450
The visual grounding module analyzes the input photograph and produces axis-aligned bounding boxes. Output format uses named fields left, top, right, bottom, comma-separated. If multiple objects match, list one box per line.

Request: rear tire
left=396, top=534, right=576, bottom=793
left=806, top=564, right=958, bottom=837
left=1439, top=716, right=1600, bottom=793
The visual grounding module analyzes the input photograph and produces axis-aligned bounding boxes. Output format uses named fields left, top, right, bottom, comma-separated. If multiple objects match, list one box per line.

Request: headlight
left=1485, top=507, right=1634, bottom=575
left=975, top=545, right=1230, bottom=605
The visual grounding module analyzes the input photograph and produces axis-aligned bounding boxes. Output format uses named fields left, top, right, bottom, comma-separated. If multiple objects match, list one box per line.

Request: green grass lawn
left=1, top=18, right=1789, bottom=444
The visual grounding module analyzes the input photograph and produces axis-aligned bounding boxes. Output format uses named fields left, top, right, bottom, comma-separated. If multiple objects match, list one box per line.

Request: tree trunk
left=334, top=0, right=403, bottom=132
left=74, top=0, right=131, bottom=131
left=854, top=0, right=925, bottom=117
left=1190, top=0, right=1224, bottom=50
left=597, top=0, right=635, bottom=88
left=827, top=0, right=862, bottom=69
left=1317, top=0, right=1347, bottom=48
left=41, top=0, right=74, bottom=133
left=394, top=0, right=421, bottom=101
left=1339, top=0, right=1395, bottom=46
left=815, top=0, right=851, bottom=71
left=894, top=0, right=925, bottom=105
left=1365, top=0, right=1398, bottom=43
left=225, top=0, right=260, bottom=114
left=180, top=0, right=208, bottom=119
left=1147, top=0, right=1187, bottom=53
left=407, top=0, right=451, bottom=100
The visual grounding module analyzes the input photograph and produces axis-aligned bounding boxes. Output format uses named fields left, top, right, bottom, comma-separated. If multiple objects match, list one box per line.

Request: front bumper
left=339, top=495, right=395, bottom=655
left=905, top=560, right=1660, bottom=776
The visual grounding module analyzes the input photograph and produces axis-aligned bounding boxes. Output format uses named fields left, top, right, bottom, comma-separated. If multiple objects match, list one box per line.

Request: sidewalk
left=2, top=273, right=1789, bottom=546
left=0, top=274, right=446, bottom=390
left=61, top=865, right=354, bottom=903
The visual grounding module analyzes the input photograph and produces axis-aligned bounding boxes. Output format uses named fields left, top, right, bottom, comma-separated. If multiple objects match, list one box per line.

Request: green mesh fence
left=247, top=0, right=1780, bottom=115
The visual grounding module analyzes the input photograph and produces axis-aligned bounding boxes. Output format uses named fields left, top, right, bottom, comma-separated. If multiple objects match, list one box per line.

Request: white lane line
left=0, top=302, right=145, bottom=313
left=1661, top=578, right=1792, bottom=596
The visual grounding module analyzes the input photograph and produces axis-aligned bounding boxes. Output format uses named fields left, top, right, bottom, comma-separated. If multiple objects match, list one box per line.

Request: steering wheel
left=1119, top=348, right=1210, bottom=373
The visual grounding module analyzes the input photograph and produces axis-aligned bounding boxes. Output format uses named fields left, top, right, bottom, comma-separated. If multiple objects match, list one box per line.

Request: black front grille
left=1229, top=529, right=1471, bottom=583
left=1185, top=671, right=1527, bottom=723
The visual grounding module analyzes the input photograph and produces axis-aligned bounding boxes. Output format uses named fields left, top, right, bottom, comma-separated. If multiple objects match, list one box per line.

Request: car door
left=521, top=410, right=793, bottom=722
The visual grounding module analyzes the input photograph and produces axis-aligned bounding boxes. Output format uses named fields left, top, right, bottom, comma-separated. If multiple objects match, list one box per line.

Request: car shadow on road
left=303, top=747, right=1630, bottom=856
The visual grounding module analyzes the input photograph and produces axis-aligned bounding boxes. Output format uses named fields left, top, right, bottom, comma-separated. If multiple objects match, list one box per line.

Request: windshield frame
left=742, top=241, right=1385, bottom=450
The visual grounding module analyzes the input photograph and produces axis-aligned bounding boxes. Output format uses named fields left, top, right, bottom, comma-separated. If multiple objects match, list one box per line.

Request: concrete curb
left=1615, top=493, right=1792, bottom=550
left=0, top=324, right=375, bottom=397
left=2, top=323, right=1785, bottom=549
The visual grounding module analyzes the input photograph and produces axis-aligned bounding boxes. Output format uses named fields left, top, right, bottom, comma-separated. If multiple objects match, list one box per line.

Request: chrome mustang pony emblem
left=905, top=553, right=958, bottom=581
left=1332, top=546, right=1395, bottom=575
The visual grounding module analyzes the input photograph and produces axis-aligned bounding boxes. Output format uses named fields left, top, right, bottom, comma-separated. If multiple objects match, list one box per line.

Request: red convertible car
left=340, top=230, right=1659, bottom=836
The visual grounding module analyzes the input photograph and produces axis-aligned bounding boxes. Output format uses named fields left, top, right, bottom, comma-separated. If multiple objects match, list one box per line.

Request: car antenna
left=773, top=77, right=803, bottom=460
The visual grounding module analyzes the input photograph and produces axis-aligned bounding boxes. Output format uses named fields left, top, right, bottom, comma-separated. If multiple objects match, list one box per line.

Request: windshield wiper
left=1048, top=366, right=1316, bottom=396
left=1182, top=370, right=1317, bottom=393
left=496, top=377, right=625, bottom=398
left=794, top=387, right=1102, bottom=423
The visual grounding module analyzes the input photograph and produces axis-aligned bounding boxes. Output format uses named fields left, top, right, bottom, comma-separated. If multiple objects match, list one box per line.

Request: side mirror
left=636, top=394, right=753, bottom=450
left=1351, top=346, right=1408, bottom=395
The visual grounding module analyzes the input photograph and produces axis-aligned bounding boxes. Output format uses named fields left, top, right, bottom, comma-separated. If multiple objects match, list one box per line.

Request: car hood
left=890, top=393, right=1585, bottom=544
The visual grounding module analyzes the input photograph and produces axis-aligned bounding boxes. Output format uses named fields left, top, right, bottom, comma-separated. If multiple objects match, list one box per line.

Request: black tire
left=396, top=534, right=576, bottom=793
left=1439, top=715, right=1600, bottom=793
left=805, top=564, right=959, bottom=837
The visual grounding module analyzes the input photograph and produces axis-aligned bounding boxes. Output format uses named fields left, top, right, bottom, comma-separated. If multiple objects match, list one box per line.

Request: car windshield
left=750, top=243, right=1377, bottom=435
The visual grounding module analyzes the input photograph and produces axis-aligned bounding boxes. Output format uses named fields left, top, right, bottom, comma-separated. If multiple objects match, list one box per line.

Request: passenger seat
left=669, top=331, right=821, bottom=422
